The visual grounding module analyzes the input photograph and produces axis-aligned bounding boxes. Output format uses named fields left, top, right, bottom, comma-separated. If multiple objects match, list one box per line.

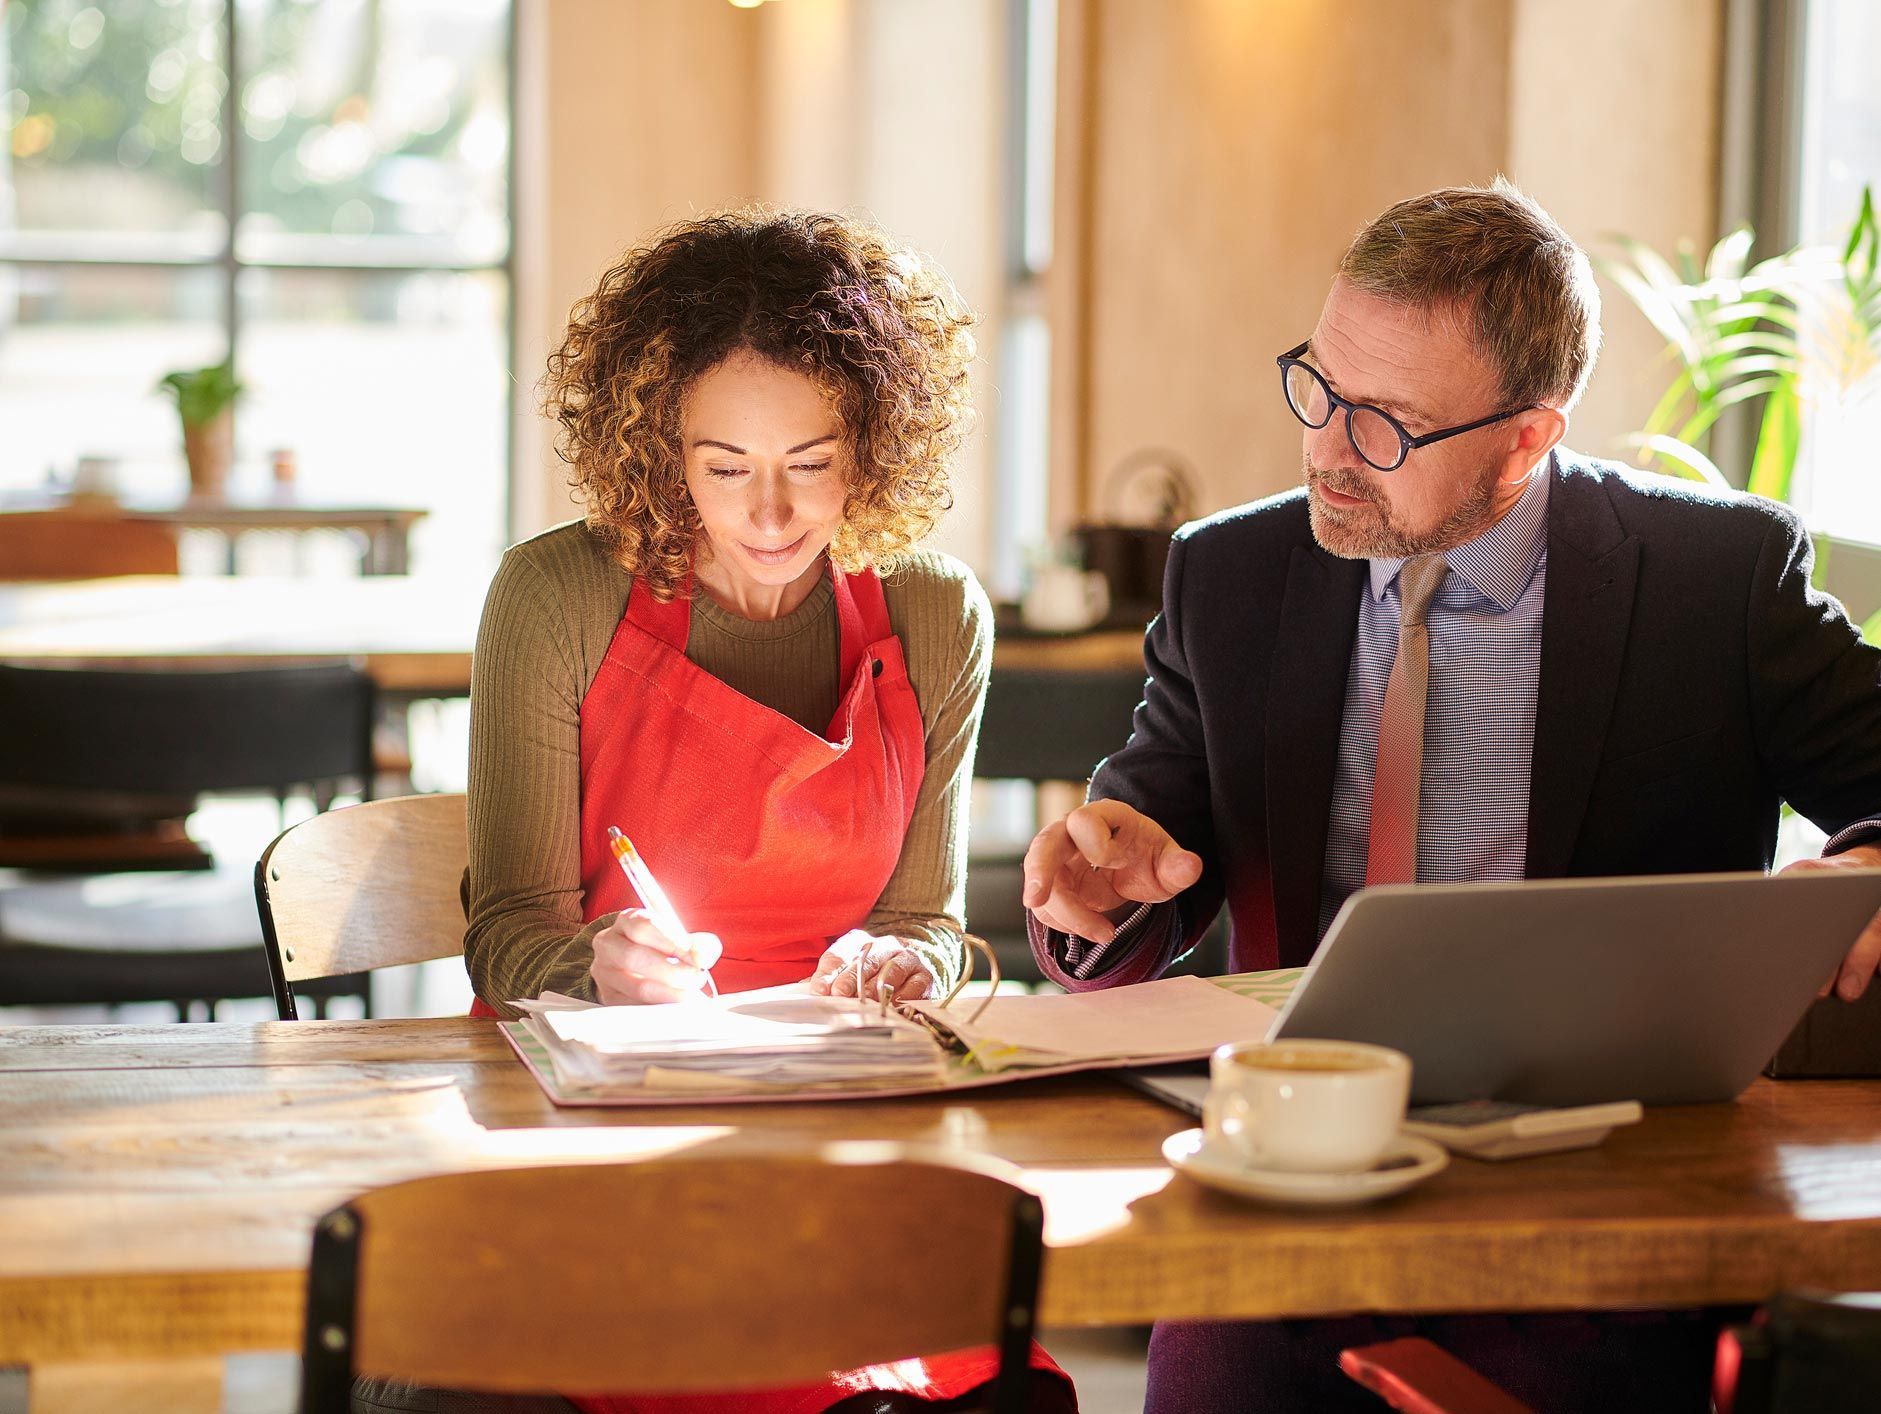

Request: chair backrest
left=0, top=510, right=180, bottom=580
left=299, top=1146, right=1043, bottom=1412
left=0, top=662, right=375, bottom=798
left=256, top=793, right=468, bottom=1020
left=975, top=665, right=1145, bottom=783
left=1723, top=1290, right=1881, bottom=1413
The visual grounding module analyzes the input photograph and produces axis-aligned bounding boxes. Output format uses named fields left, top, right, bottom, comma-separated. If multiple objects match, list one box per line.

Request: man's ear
left=1499, top=407, right=1568, bottom=482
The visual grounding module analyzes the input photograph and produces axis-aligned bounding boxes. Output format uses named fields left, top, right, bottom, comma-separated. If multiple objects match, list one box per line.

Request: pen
left=850, top=941, right=892, bottom=1021
left=606, top=826, right=717, bottom=999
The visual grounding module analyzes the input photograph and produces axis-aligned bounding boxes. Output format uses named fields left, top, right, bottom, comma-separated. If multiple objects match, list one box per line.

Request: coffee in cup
left=1203, top=1039, right=1411, bottom=1173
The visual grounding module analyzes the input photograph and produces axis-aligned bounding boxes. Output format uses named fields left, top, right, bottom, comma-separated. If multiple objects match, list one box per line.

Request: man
left=1023, top=181, right=1881, bottom=1412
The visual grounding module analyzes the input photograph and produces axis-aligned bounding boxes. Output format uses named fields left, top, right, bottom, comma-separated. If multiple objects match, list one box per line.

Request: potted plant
left=156, top=357, right=244, bottom=500
left=1600, top=187, right=1878, bottom=501
left=1601, top=185, right=1881, bottom=639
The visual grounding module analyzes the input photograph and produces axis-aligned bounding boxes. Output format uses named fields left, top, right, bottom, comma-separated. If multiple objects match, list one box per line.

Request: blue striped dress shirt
left=1316, top=465, right=1552, bottom=937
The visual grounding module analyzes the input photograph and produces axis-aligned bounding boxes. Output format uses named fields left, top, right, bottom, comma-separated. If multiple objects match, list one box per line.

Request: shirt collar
left=1368, top=459, right=1552, bottom=611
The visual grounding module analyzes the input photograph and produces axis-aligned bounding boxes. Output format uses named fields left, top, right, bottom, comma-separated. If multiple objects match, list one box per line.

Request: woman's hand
left=804, top=930, right=936, bottom=1002
left=589, top=909, right=724, bottom=1005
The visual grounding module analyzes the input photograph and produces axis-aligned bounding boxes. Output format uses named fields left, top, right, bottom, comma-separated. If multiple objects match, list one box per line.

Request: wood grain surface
left=3, top=1018, right=1880, bottom=1368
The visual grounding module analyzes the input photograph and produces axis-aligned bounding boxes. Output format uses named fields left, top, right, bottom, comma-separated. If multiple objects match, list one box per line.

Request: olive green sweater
left=464, top=521, right=991, bottom=1017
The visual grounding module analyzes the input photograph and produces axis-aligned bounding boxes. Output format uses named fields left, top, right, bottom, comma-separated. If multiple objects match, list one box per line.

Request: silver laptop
left=1267, top=870, right=1881, bottom=1104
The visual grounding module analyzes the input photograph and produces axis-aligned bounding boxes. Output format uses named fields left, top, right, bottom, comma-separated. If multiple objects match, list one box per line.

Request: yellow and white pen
left=606, top=826, right=718, bottom=999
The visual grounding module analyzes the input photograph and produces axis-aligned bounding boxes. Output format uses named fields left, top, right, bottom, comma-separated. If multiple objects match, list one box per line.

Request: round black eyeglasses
left=1276, top=341, right=1536, bottom=472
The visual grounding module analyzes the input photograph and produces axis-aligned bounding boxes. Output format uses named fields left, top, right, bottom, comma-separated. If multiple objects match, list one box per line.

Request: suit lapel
left=1266, top=544, right=1365, bottom=954
left=1527, top=462, right=1640, bottom=877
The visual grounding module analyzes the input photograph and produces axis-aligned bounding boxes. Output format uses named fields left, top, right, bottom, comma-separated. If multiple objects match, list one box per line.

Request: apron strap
left=829, top=562, right=892, bottom=686
left=623, top=574, right=694, bottom=652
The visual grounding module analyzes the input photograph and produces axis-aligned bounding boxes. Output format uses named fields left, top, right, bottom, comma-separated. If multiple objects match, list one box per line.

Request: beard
left=1303, top=453, right=1504, bottom=559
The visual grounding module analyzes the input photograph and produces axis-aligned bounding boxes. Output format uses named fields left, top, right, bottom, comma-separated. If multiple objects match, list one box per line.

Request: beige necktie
left=1365, top=555, right=1449, bottom=887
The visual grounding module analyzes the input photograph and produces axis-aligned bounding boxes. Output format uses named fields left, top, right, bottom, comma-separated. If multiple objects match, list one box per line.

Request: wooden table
left=4, top=1020, right=1880, bottom=1407
left=0, top=578, right=1146, bottom=695
left=0, top=575, right=482, bottom=696
left=1, top=495, right=429, bottom=575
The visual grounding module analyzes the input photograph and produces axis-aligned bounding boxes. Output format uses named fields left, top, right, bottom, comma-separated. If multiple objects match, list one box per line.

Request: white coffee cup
left=1203, top=1038, right=1412, bottom=1173
left=1022, top=563, right=1109, bottom=633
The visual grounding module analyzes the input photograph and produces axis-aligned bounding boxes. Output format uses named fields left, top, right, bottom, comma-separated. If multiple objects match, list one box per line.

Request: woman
left=455, top=211, right=1074, bottom=1414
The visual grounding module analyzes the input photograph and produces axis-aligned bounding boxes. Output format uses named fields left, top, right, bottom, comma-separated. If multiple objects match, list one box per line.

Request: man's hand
left=1021, top=799, right=1203, bottom=942
left=1782, top=842, right=1881, bottom=1000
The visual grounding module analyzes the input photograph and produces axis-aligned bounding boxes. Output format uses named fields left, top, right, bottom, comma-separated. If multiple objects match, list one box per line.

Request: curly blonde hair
left=542, top=210, right=977, bottom=599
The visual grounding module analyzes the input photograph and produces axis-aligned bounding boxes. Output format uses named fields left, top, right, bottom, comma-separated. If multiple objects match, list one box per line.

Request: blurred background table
left=0, top=575, right=477, bottom=696
left=0, top=494, right=428, bottom=577
left=0, top=576, right=1147, bottom=696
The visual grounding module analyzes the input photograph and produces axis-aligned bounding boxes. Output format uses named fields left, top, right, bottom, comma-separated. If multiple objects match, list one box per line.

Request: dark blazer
left=1074, top=451, right=1881, bottom=978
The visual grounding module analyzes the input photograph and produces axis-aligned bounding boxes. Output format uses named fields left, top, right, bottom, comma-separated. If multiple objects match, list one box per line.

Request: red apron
left=476, top=562, right=1071, bottom=1413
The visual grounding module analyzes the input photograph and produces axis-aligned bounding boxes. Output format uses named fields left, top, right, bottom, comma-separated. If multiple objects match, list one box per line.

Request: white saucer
left=1162, top=1128, right=1449, bottom=1207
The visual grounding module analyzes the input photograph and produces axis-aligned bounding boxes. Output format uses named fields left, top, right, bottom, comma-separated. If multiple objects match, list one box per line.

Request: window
left=1, top=0, right=514, bottom=577
left=990, top=0, right=1055, bottom=602
left=1790, top=0, right=1881, bottom=542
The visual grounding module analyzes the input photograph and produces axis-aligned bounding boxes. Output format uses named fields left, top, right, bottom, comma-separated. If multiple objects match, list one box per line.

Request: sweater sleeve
left=862, top=560, right=994, bottom=997
left=462, top=547, right=610, bottom=1018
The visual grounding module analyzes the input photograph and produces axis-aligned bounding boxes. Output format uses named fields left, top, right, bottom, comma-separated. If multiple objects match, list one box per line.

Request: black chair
left=973, top=665, right=1149, bottom=785
left=0, top=663, right=376, bottom=1019
left=1722, top=1291, right=1881, bottom=1413
left=968, top=663, right=1223, bottom=986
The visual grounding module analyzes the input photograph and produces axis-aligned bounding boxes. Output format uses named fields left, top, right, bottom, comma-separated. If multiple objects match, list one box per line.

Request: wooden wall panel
left=1508, top=0, right=1724, bottom=464
left=1079, top=0, right=1513, bottom=519
left=515, top=0, right=764, bottom=537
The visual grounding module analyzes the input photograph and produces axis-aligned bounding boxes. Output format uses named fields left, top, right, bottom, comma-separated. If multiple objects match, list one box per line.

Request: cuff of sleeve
left=551, top=912, right=614, bottom=1005
left=471, top=912, right=613, bottom=1018
left=898, top=931, right=967, bottom=998
left=1824, top=818, right=1881, bottom=856
left=1026, top=903, right=1176, bottom=992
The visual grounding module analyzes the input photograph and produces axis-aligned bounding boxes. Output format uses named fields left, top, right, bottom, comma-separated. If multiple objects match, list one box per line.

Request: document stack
left=503, top=974, right=1288, bottom=1107
left=516, top=987, right=951, bottom=1096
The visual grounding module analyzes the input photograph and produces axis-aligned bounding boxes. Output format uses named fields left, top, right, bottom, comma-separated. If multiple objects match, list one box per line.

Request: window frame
left=0, top=0, right=520, bottom=546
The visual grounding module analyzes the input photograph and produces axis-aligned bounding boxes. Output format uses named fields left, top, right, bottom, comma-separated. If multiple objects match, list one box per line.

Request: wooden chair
left=255, top=792, right=468, bottom=1020
left=0, top=663, right=375, bottom=1019
left=0, top=509, right=179, bottom=579
left=299, top=1147, right=1044, bottom=1412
